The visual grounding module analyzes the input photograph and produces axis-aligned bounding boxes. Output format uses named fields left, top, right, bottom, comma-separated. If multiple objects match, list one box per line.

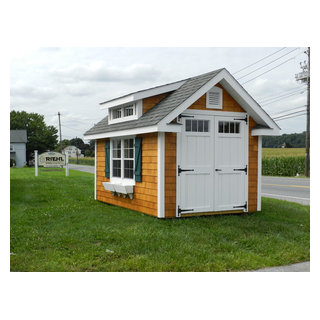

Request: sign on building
left=39, top=152, right=66, bottom=167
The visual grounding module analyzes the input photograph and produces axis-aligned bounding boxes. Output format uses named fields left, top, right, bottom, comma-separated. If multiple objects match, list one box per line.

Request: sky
left=10, top=47, right=308, bottom=142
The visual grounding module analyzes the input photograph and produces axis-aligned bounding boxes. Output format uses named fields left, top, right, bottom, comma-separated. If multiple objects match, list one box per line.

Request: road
left=68, top=165, right=310, bottom=205
left=262, top=176, right=310, bottom=205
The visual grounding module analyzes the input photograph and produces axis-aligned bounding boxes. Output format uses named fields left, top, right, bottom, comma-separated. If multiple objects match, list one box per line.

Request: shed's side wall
left=164, top=83, right=259, bottom=217
left=96, top=133, right=158, bottom=217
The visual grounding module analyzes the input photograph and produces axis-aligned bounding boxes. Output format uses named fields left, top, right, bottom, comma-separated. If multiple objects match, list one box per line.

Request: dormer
left=108, top=100, right=142, bottom=125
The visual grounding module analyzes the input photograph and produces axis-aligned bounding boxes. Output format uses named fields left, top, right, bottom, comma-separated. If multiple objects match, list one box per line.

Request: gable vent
left=208, top=91, right=220, bottom=105
left=206, top=86, right=223, bottom=109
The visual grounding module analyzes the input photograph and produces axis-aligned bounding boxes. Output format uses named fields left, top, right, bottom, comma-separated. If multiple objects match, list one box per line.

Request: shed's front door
left=178, top=115, right=214, bottom=214
left=214, top=116, right=248, bottom=211
left=178, top=113, right=248, bottom=216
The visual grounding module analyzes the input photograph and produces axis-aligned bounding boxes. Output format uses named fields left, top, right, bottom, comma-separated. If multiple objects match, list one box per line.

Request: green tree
left=10, top=110, right=58, bottom=163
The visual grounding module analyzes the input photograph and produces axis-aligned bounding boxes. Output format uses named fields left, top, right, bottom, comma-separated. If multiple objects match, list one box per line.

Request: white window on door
left=185, top=119, right=209, bottom=132
left=218, top=121, right=240, bottom=134
left=111, top=138, right=135, bottom=183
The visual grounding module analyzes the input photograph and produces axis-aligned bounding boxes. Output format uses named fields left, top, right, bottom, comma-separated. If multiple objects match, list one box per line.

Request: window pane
left=218, top=121, right=223, bottom=133
left=124, top=139, right=134, bottom=159
left=224, top=121, right=229, bottom=133
left=204, top=120, right=209, bottom=132
left=112, top=108, right=122, bottom=119
left=235, top=122, right=240, bottom=133
left=186, top=119, right=191, bottom=131
left=192, top=120, right=197, bottom=132
left=198, top=120, right=204, bottom=132
left=124, top=105, right=134, bottom=117
left=230, top=122, right=235, bottom=133
left=113, top=160, right=121, bottom=177
left=124, top=160, right=134, bottom=179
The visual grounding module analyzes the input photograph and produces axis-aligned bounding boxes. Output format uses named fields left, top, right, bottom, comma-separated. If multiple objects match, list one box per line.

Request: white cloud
left=51, top=63, right=162, bottom=84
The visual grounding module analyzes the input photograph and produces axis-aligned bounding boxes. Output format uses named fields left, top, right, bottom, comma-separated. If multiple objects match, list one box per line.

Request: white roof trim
left=159, top=69, right=280, bottom=135
left=84, top=124, right=182, bottom=140
left=251, top=128, right=280, bottom=136
left=100, top=80, right=186, bottom=110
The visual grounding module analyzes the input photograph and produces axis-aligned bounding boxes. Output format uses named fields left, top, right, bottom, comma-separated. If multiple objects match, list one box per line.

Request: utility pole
left=295, top=47, right=310, bottom=177
left=58, top=112, right=62, bottom=152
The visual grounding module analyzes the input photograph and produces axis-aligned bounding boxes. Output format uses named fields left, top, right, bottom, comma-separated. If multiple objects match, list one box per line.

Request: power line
left=258, top=85, right=306, bottom=102
left=271, top=105, right=306, bottom=117
left=236, top=48, right=299, bottom=80
left=261, top=90, right=306, bottom=106
left=273, top=109, right=307, bottom=120
left=233, top=47, right=287, bottom=75
left=260, top=88, right=306, bottom=104
left=61, top=124, right=85, bottom=134
left=274, top=113, right=307, bottom=122
left=241, top=56, right=299, bottom=85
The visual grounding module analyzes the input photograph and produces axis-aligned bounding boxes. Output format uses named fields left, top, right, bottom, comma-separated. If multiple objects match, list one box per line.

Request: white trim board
left=159, top=69, right=280, bottom=136
left=257, top=136, right=262, bottom=211
left=84, top=124, right=182, bottom=140
left=100, top=80, right=186, bottom=110
left=157, top=132, right=165, bottom=218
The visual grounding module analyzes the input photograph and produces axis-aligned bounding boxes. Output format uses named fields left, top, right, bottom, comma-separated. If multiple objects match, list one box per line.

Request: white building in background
left=62, top=146, right=83, bottom=158
left=10, top=130, right=27, bottom=167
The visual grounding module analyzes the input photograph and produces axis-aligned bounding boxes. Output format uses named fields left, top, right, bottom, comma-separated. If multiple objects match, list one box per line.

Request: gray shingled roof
left=84, top=68, right=223, bottom=136
left=10, top=130, right=27, bottom=143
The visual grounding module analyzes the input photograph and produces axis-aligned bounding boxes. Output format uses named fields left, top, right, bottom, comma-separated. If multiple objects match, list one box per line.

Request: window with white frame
left=109, top=103, right=138, bottom=124
left=111, top=138, right=135, bottom=181
left=218, top=121, right=240, bottom=134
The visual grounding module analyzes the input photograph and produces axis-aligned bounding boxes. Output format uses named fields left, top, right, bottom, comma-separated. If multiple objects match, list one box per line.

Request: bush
left=262, top=156, right=306, bottom=176
left=10, top=158, right=16, bottom=167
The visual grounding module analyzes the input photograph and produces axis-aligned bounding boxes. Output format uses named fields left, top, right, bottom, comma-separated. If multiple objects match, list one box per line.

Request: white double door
left=178, top=113, right=248, bottom=215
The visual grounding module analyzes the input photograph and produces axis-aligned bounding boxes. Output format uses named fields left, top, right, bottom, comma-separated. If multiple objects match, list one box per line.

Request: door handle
left=215, top=169, right=222, bottom=171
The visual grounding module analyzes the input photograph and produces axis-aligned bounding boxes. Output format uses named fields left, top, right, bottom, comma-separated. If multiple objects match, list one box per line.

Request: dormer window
left=108, top=101, right=142, bottom=125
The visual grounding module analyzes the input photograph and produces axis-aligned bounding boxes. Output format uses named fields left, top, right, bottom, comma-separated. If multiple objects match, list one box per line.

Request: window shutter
left=134, top=137, right=142, bottom=182
left=105, top=140, right=110, bottom=178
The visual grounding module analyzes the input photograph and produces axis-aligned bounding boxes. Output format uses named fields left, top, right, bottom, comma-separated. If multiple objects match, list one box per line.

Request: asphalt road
left=68, top=164, right=310, bottom=205
left=262, top=176, right=310, bottom=205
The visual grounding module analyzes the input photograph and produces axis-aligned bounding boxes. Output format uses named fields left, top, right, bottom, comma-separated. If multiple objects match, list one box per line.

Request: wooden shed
left=84, top=68, right=280, bottom=218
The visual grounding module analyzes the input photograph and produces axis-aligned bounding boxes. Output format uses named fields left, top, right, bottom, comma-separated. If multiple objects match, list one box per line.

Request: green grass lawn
left=10, top=168, right=310, bottom=272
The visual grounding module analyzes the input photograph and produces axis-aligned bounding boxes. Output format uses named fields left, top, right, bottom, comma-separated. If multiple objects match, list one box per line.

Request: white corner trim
left=100, top=80, right=186, bottom=110
left=257, top=136, right=262, bottom=211
left=157, top=132, right=165, bottom=218
left=94, top=140, right=97, bottom=200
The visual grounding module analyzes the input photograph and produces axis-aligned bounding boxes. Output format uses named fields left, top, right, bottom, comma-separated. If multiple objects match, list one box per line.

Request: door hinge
left=178, top=165, right=195, bottom=176
left=177, top=205, right=194, bottom=217
left=233, top=201, right=247, bottom=211
left=233, top=165, right=248, bottom=175
left=178, top=114, right=195, bottom=121
left=234, top=114, right=248, bottom=124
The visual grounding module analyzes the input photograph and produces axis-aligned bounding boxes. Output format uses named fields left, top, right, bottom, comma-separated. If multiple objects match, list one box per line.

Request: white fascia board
left=251, top=128, right=281, bottom=136
left=219, top=71, right=280, bottom=131
left=100, top=80, right=186, bottom=110
left=84, top=124, right=182, bottom=140
left=159, top=71, right=226, bottom=125
left=159, top=69, right=280, bottom=133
